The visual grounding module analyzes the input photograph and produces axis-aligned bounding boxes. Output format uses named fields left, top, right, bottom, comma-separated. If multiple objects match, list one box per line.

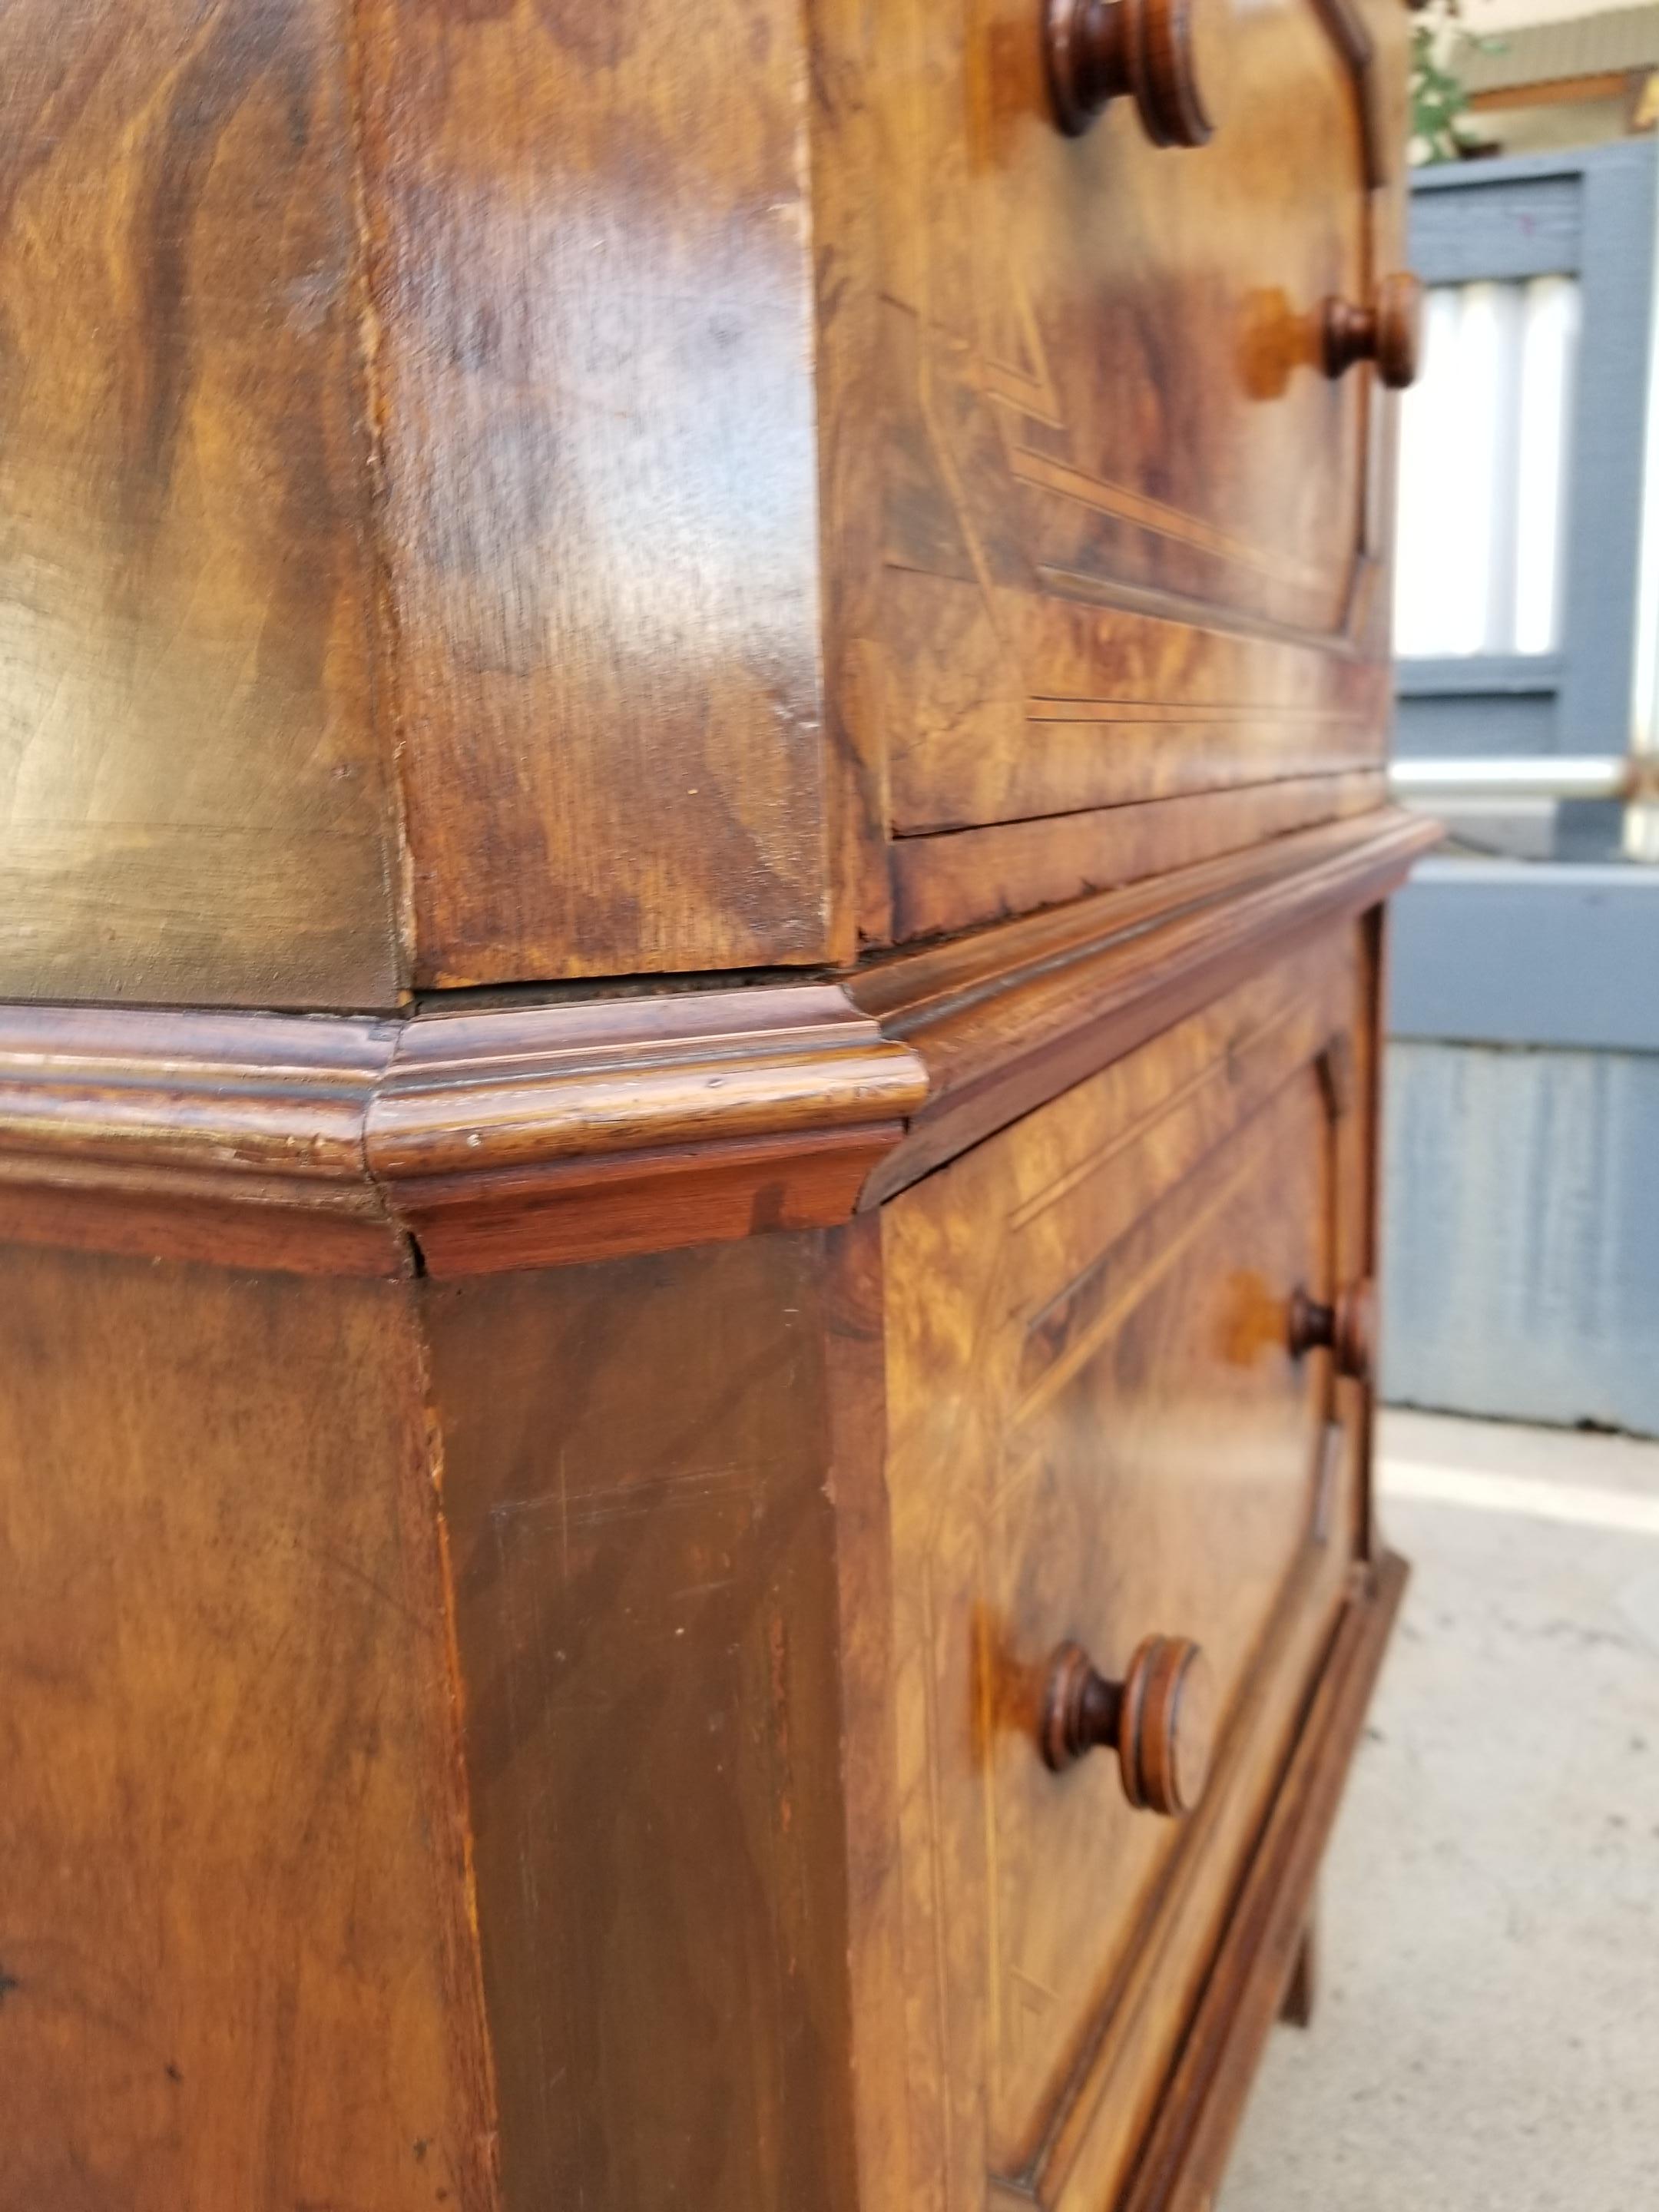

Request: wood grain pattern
left=807, top=0, right=905, bottom=952
left=0, top=0, right=839, bottom=1000
left=855, top=806, right=1440, bottom=1204
left=889, top=770, right=1388, bottom=942
left=879, top=571, right=1393, bottom=838
left=368, top=987, right=926, bottom=1273
left=353, top=0, right=834, bottom=985
left=422, top=1236, right=862, bottom=2212
left=0, top=0, right=1414, bottom=993
left=0, top=1245, right=498, bottom=2210
left=0, top=0, right=1426, bottom=2200
left=1118, top=1553, right=1409, bottom=2212
left=838, top=0, right=1412, bottom=941
left=822, top=1214, right=918, bottom=2212
left=0, top=0, right=400, bottom=1009
left=0, top=816, right=1432, bottom=1278
left=876, top=932, right=1370, bottom=2208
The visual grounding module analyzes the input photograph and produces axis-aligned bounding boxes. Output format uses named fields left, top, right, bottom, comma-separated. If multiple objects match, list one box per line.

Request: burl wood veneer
left=2, top=0, right=1411, bottom=1004
left=0, top=0, right=1432, bottom=2205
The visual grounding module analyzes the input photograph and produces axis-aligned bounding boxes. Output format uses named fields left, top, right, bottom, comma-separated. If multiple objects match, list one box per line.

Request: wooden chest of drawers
left=0, top=0, right=1433, bottom=2206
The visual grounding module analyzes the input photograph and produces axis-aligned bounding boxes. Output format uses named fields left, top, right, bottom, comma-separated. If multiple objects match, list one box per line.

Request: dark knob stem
left=1041, top=1633, right=1214, bottom=1816
left=1288, top=1280, right=1376, bottom=1384
left=1045, top=0, right=1217, bottom=147
left=1322, top=273, right=1423, bottom=389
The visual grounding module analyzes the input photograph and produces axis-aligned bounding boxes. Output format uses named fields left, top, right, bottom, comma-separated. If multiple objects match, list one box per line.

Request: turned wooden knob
left=1045, top=0, right=1219, bottom=146
left=1321, top=273, right=1422, bottom=389
left=1287, top=1280, right=1376, bottom=1384
left=1041, top=1634, right=1215, bottom=1815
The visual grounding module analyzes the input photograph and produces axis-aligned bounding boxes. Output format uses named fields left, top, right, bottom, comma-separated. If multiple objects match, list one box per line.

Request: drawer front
left=881, top=930, right=1373, bottom=2209
left=853, top=0, right=1408, bottom=926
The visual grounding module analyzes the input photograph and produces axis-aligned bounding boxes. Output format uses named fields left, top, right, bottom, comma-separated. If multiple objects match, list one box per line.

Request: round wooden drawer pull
left=1044, top=0, right=1218, bottom=147
left=1041, top=1634, right=1215, bottom=1816
left=1287, top=1280, right=1376, bottom=1384
left=1321, top=273, right=1423, bottom=389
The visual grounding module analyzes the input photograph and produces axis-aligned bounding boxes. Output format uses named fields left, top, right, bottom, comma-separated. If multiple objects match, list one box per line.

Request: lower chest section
left=872, top=925, right=1380, bottom=2210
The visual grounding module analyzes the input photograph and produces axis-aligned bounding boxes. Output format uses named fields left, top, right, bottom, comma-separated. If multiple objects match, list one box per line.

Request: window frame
left=1397, top=141, right=1658, bottom=763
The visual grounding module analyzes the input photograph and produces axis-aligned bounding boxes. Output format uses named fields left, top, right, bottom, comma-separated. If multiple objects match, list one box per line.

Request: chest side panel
left=0, top=1248, right=496, bottom=2207
left=0, top=0, right=401, bottom=1008
left=359, top=0, right=836, bottom=986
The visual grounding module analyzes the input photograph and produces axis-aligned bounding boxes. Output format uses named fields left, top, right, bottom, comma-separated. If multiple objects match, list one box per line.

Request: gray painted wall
left=1382, top=1041, right=1659, bottom=1436
left=1391, top=860, right=1659, bottom=1053
left=1384, top=863, right=1659, bottom=1437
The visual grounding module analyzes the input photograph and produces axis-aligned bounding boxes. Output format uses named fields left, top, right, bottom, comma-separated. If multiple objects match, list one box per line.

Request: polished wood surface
left=368, top=988, right=923, bottom=1273
left=0, top=0, right=1425, bottom=2200
left=0, top=811, right=1432, bottom=1278
left=840, top=0, right=1412, bottom=938
left=878, top=931, right=1373, bottom=2206
left=1044, top=0, right=1222, bottom=147
left=0, top=0, right=399, bottom=1008
left=423, top=1236, right=860, bottom=2212
left=0, top=1004, right=400, bottom=1276
left=853, top=806, right=1436, bottom=1204
left=0, top=0, right=1415, bottom=1000
left=0, top=0, right=836, bottom=1003
left=356, top=0, right=837, bottom=987
left=888, top=772, right=1387, bottom=940
left=0, top=913, right=1410, bottom=2210
left=1040, top=1635, right=1217, bottom=1816
left=0, top=984, right=927, bottom=1280
left=0, top=1249, right=495, bottom=2211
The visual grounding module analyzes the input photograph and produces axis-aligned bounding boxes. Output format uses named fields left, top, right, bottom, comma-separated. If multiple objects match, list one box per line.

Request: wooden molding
left=365, top=987, right=926, bottom=1275
left=0, top=812, right=1435, bottom=1277
left=1469, top=70, right=1638, bottom=114
left=1118, top=1550, right=1411, bottom=2212
left=1310, top=0, right=1386, bottom=190
left=0, top=988, right=924, bottom=1279
left=853, top=807, right=1440, bottom=1207
left=0, top=1007, right=402, bottom=1277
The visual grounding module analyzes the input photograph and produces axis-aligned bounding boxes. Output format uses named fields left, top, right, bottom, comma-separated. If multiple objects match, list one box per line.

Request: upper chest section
left=839, top=0, right=1412, bottom=943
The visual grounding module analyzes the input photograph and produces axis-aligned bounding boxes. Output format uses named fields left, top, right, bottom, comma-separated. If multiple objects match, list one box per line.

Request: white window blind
left=1393, top=276, right=1581, bottom=659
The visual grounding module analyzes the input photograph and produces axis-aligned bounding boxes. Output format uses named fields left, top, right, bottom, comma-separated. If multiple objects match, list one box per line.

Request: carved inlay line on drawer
left=1006, top=447, right=1333, bottom=597
left=882, top=919, right=1366, bottom=2200
left=1005, top=965, right=1323, bottom=1237
left=982, top=352, right=1065, bottom=430
left=1024, top=700, right=1361, bottom=726
left=1010, top=1107, right=1294, bottom=1434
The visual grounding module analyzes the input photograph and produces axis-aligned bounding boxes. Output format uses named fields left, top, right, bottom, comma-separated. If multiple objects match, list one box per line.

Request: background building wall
left=1384, top=128, right=1659, bottom=1439
left=1384, top=1041, right=1659, bottom=1434
left=1383, top=864, right=1659, bottom=1435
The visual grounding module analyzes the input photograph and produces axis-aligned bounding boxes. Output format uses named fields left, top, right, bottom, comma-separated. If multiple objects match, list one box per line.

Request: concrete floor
left=1220, top=1409, right=1659, bottom=2212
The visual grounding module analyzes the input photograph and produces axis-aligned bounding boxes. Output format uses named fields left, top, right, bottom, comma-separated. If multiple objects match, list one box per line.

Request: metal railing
left=1388, top=756, right=1659, bottom=858
left=1387, top=756, right=1656, bottom=801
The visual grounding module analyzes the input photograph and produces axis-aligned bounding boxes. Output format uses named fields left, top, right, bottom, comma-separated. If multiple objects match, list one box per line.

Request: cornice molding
left=0, top=811, right=1435, bottom=1277
left=365, top=986, right=926, bottom=1274
left=852, top=807, right=1440, bottom=1206
left=0, top=1008, right=401, bottom=1275
left=0, top=988, right=926, bottom=1278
